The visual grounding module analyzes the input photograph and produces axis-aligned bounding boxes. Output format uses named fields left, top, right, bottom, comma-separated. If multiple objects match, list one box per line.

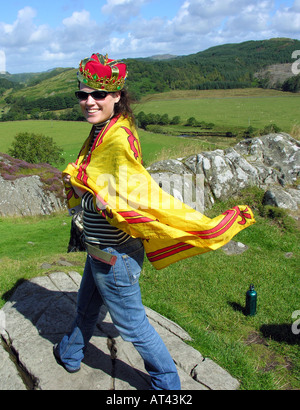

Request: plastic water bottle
left=245, top=284, right=257, bottom=316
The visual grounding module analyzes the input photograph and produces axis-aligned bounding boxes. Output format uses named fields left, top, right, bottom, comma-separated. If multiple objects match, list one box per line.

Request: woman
left=54, top=54, right=181, bottom=390
left=55, top=53, right=255, bottom=389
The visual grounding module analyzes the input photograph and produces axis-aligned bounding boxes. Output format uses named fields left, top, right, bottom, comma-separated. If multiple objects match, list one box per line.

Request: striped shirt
left=81, top=122, right=131, bottom=246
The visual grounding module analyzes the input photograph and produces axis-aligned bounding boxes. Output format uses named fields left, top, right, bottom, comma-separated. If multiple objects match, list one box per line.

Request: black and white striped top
left=81, top=122, right=131, bottom=247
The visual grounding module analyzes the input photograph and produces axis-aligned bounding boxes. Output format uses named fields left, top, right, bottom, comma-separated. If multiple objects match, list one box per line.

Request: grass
left=0, top=89, right=299, bottom=170
left=0, top=120, right=91, bottom=170
left=139, top=191, right=300, bottom=390
left=0, top=89, right=299, bottom=389
left=0, top=120, right=239, bottom=170
left=0, top=212, right=86, bottom=303
left=135, top=88, right=300, bottom=132
left=0, top=189, right=299, bottom=390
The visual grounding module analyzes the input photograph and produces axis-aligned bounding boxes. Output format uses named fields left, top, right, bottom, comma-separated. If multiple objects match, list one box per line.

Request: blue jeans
left=57, top=237, right=181, bottom=390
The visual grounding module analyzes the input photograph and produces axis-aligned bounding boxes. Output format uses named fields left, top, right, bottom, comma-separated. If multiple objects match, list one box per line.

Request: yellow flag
left=63, top=115, right=255, bottom=270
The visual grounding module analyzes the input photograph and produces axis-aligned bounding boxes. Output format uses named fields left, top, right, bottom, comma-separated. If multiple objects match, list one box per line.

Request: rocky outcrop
left=0, top=153, right=65, bottom=216
left=0, top=133, right=299, bottom=217
left=0, top=175, right=65, bottom=216
left=148, top=133, right=300, bottom=212
left=0, top=272, right=240, bottom=390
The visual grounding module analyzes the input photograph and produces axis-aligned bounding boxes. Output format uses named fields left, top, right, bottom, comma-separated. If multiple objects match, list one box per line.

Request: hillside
left=0, top=38, right=299, bottom=121
left=127, top=38, right=300, bottom=97
left=255, top=63, right=295, bottom=87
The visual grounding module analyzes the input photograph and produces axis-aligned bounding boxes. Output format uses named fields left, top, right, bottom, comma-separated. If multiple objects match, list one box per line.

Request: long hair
left=114, top=88, right=135, bottom=125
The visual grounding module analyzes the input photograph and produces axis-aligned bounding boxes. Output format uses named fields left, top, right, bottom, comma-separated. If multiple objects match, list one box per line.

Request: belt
left=85, top=243, right=117, bottom=266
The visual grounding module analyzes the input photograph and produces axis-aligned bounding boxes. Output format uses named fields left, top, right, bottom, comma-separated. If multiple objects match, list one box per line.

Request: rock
left=0, top=272, right=240, bottom=390
left=147, top=133, right=300, bottom=212
left=262, top=188, right=299, bottom=211
left=56, top=259, right=74, bottom=267
left=221, top=241, right=249, bottom=256
left=234, top=133, right=300, bottom=185
left=284, top=252, right=294, bottom=259
left=40, top=263, right=53, bottom=270
left=0, top=175, right=65, bottom=217
left=1, top=134, right=298, bottom=218
left=0, top=340, right=27, bottom=390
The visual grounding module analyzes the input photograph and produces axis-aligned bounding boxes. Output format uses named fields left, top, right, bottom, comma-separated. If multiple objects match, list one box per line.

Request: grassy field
left=135, top=88, right=300, bottom=132
left=0, top=89, right=299, bottom=169
left=0, top=89, right=299, bottom=389
left=0, top=189, right=299, bottom=390
left=0, top=120, right=240, bottom=170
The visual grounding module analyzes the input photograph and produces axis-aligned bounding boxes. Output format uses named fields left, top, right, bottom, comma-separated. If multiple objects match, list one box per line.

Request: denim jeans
left=56, top=237, right=181, bottom=390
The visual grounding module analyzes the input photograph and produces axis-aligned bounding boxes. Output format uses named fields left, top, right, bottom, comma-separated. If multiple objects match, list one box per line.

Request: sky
left=0, top=0, right=299, bottom=74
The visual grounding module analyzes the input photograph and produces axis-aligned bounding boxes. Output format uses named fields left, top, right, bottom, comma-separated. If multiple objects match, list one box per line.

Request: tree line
left=1, top=93, right=84, bottom=122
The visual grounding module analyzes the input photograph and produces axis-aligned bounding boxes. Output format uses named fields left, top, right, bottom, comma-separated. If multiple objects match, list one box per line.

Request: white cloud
left=63, top=10, right=92, bottom=27
left=0, top=50, right=6, bottom=73
left=102, top=0, right=150, bottom=19
left=272, top=1, right=300, bottom=34
left=1, top=1, right=299, bottom=73
left=291, top=0, right=300, bottom=12
left=0, top=6, right=41, bottom=47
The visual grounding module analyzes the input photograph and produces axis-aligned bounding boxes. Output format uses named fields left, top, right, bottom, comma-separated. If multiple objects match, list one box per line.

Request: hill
left=126, top=38, right=300, bottom=98
left=0, top=38, right=299, bottom=121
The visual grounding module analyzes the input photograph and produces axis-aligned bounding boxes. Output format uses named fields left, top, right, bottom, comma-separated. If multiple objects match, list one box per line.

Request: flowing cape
left=63, top=115, right=255, bottom=270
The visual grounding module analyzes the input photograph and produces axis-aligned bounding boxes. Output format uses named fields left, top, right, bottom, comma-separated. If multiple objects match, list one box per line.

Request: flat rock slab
left=0, top=272, right=239, bottom=390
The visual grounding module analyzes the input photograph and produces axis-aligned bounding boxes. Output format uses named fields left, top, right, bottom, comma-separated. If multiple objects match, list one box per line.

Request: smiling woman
left=55, top=52, right=182, bottom=389
left=76, top=86, right=121, bottom=125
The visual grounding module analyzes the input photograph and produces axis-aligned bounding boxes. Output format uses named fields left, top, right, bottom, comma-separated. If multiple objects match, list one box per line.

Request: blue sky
left=0, top=0, right=299, bottom=73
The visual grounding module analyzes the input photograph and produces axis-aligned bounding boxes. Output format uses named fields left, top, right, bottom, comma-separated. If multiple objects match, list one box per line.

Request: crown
left=77, top=53, right=127, bottom=92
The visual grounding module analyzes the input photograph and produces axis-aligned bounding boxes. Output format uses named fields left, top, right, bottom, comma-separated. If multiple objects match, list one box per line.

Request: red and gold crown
left=77, top=53, right=127, bottom=92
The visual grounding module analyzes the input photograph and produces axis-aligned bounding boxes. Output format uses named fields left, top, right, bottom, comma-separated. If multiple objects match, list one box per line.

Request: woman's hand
left=63, top=174, right=72, bottom=185
left=64, top=163, right=87, bottom=197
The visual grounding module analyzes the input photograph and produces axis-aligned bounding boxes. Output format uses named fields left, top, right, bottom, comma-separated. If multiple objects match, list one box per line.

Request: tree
left=8, top=132, right=65, bottom=166
left=282, top=74, right=300, bottom=93
left=170, top=116, right=181, bottom=125
left=186, top=117, right=198, bottom=127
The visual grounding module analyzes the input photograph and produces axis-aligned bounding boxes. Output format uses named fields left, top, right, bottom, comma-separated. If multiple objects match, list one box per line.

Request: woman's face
left=79, top=84, right=121, bottom=125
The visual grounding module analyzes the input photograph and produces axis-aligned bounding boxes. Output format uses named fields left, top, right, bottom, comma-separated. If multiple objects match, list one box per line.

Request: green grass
left=135, top=88, right=300, bottom=132
left=0, top=89, right=299, bottom=389
left=0, top=120, right=91, bottom=170
left=139, top=197, right=300, bottom=390
left=0, top=89, right=299, bottom=170
left=0, top=212, right=86, bottom=303
left=0, top=120, right=239, bottom=170
left=0, top=191, right=299, bottom=390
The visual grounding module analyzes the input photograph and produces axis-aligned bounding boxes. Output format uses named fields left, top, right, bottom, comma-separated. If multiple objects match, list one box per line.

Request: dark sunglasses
left=75, top=90, right=109, bottom=101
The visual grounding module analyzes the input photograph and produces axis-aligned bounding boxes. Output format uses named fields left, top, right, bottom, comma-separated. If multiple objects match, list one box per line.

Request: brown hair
left=114, top=88, right=135, bottom=125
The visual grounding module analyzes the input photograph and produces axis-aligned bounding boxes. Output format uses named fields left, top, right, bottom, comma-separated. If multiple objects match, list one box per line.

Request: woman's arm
left=63, top=163, right=88, bottom=198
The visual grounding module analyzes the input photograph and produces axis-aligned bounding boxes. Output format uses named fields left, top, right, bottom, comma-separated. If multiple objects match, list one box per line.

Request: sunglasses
left=75, top=90, right=109, bottom=101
